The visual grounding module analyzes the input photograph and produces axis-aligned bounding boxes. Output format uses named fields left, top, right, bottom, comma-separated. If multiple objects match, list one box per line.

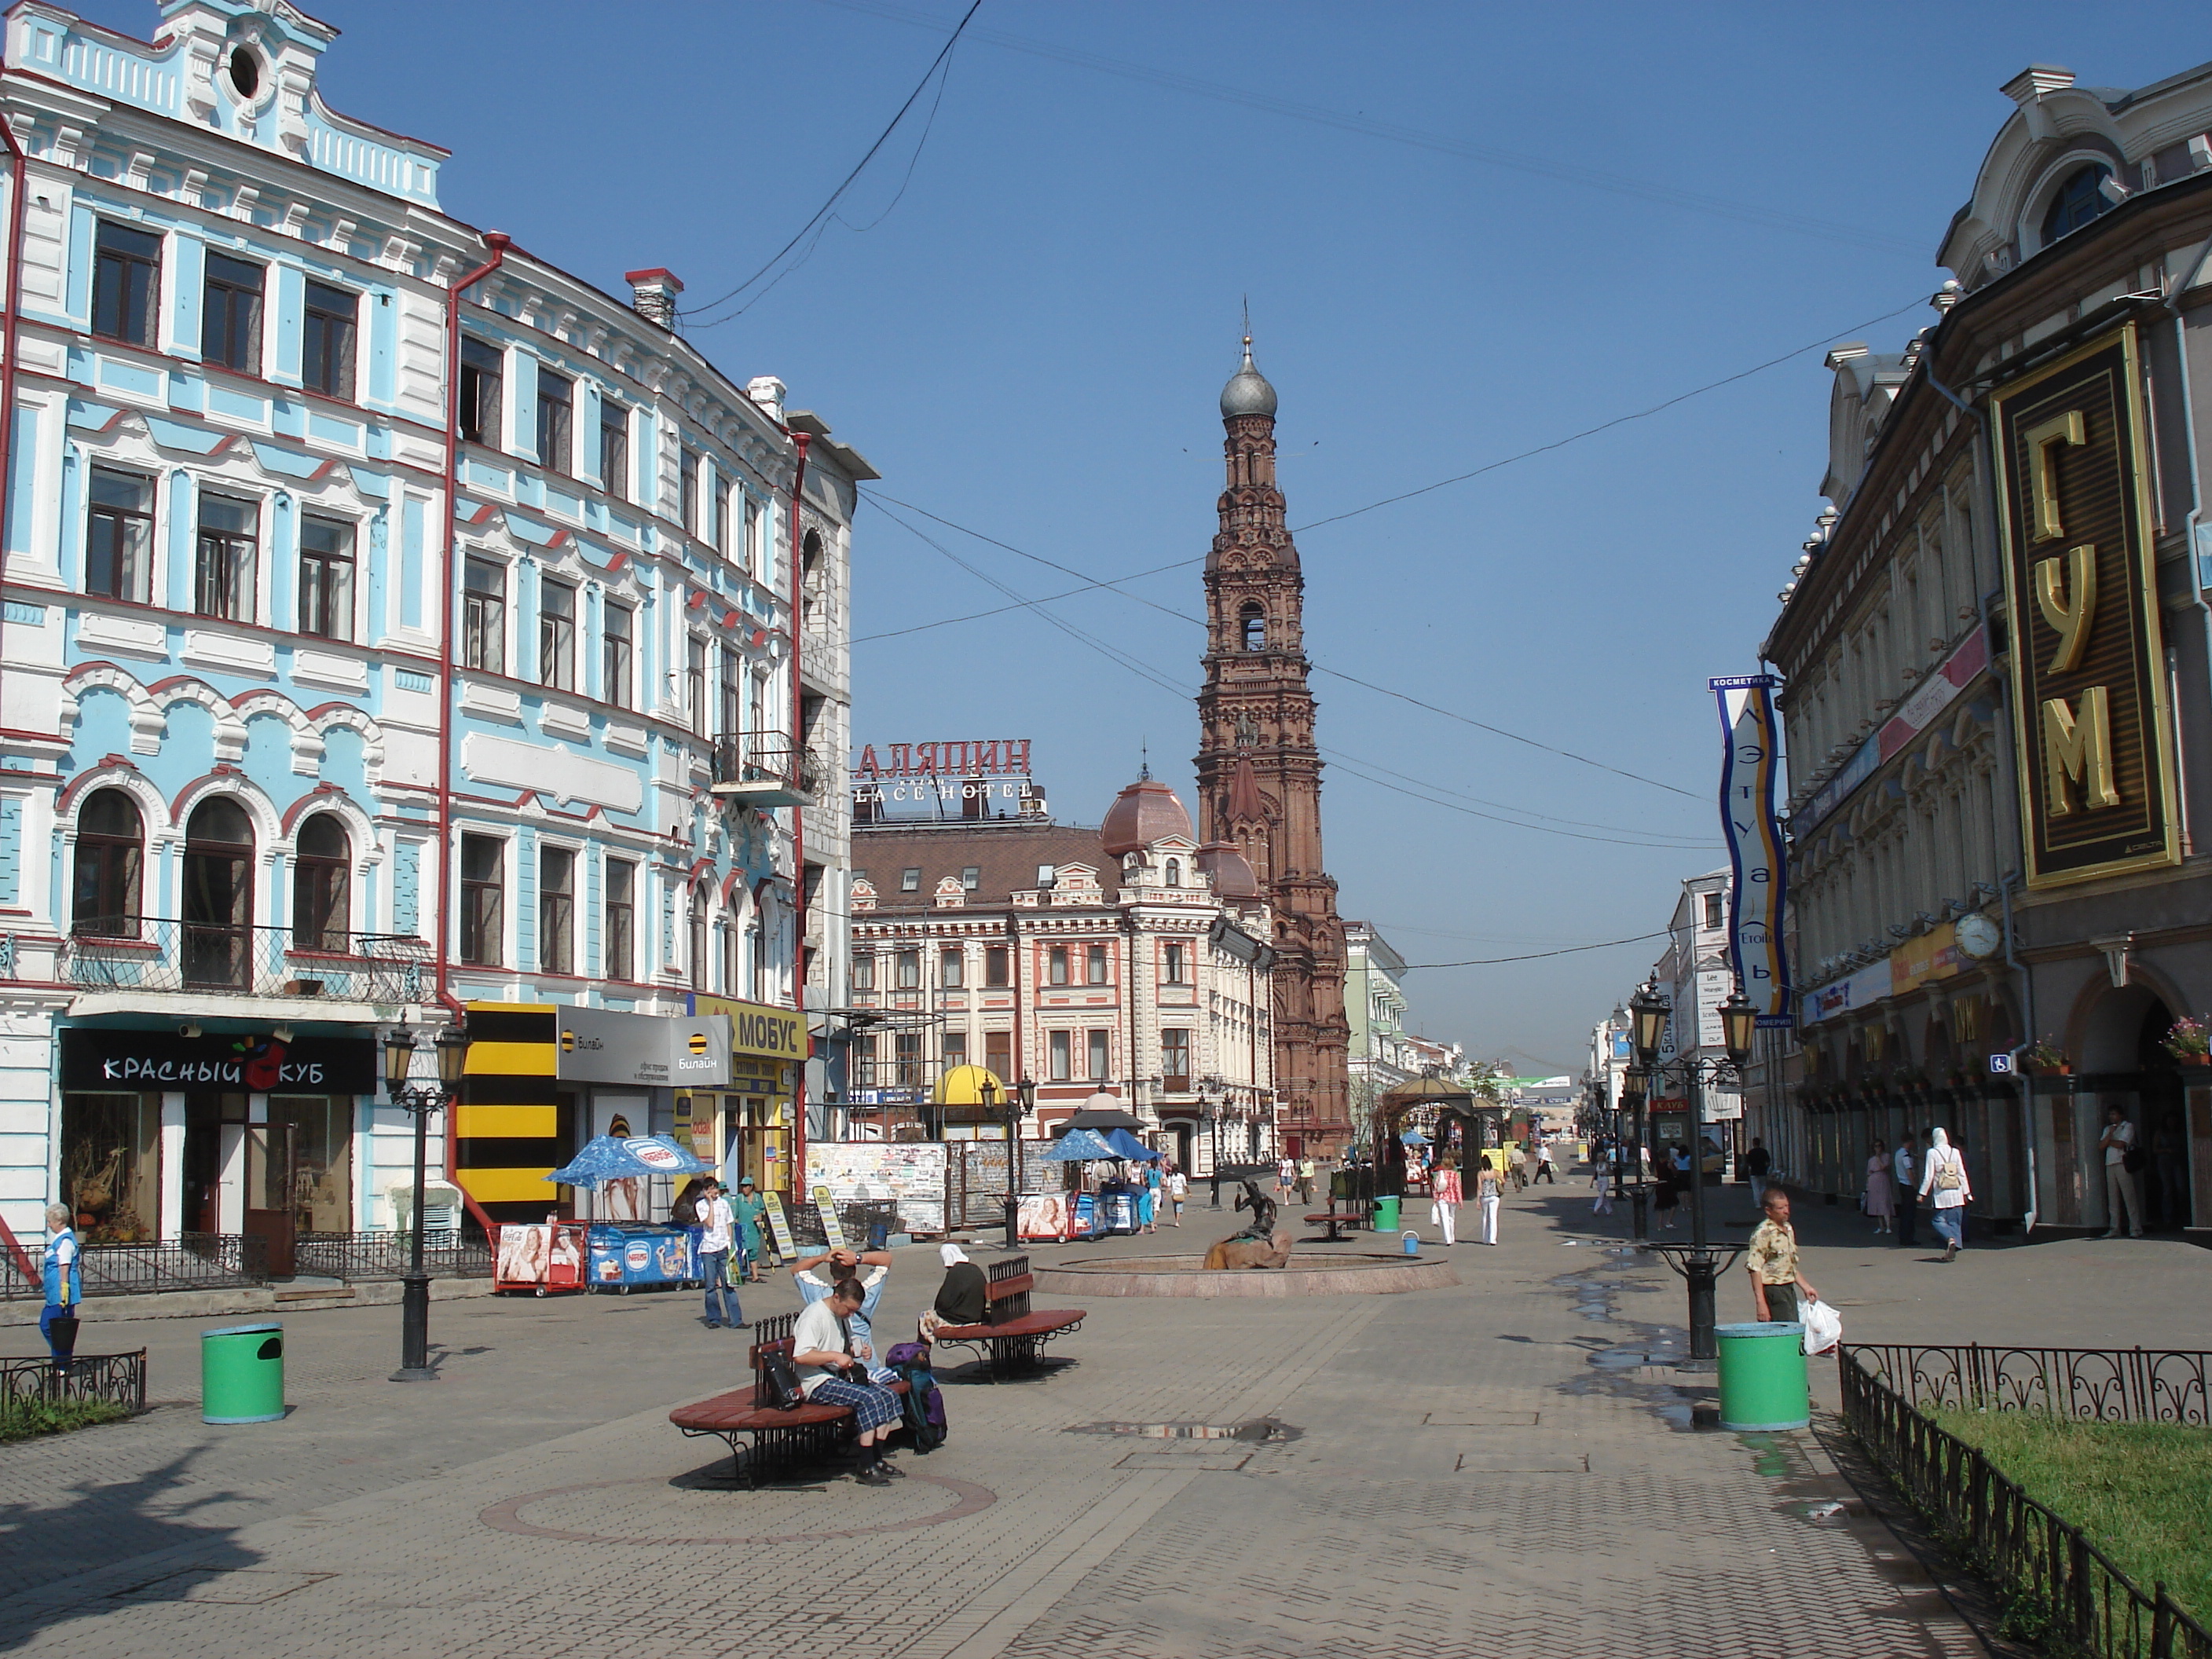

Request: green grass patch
left=0, top=1397, right=131, bottom=1443
left=1928, top=1408, right=2212, bottom=1628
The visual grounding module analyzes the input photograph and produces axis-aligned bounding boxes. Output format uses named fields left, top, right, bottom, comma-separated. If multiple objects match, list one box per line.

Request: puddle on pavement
left=1551, top=1250, right=1709, bottom=1434
left=1066, top=1418, right=1302, bottom=1445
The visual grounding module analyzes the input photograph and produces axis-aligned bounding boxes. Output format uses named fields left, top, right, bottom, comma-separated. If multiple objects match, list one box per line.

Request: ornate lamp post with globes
left=382, top=1021, right=471, bottom=1383
left=1628, top=978, right=1757, bottom=1367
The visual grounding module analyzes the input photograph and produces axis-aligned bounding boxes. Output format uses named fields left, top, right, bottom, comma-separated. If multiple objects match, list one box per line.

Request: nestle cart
left=545, top=1134, right=713, bottom=1294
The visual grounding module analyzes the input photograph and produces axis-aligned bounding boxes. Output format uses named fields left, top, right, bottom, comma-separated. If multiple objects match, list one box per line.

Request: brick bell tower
left=1194, top=338, right=1352, bottom=1152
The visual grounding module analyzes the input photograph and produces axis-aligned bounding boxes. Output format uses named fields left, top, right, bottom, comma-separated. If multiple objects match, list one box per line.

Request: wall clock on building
left=1954, top=913, right=2002, bottom=960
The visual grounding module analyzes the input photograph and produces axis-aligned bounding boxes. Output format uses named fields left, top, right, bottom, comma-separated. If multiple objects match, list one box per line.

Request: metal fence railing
left=1847, top=1343, right=2210, bottom=1425
left=0, top=1233, right=271, bottom=1302
left=59, top=918, right=430, bottom=1002
left=1840, top=1346, right=2212, bottom=1659
left=291, top=1229, right=493, bottom=1282
left=0, top=1350, right=148, bottom=1417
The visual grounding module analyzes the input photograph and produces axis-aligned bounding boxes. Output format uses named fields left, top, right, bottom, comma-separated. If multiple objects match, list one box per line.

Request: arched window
left=688, top=887, right=709, bottom=991
left=293, top=815, right=350, bottom=950
left=182, top=797, right=254, bottom=989
left=1165, top=858, right=1182, bottom=887
left=800, top=528, right=825, bottom=630
left=1240, top=602, right=1265, bottom=651
left=2042, top=164, right=2115, bottom=244
left=71, top=789, right=143, bottom=937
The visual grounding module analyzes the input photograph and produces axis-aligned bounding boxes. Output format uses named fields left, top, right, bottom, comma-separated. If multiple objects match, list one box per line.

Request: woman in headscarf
left=1916, top=1126, right=1972, bottom=1261
left=932, top=1243, right=989, bottom=1328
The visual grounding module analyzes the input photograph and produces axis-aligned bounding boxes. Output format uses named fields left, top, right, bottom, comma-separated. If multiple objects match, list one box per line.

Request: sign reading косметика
left=1993, top=324, right=2180, bottom=888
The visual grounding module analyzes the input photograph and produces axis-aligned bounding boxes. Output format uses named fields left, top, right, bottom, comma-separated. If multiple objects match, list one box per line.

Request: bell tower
left=1194, top=339, right=1351, bottom=1152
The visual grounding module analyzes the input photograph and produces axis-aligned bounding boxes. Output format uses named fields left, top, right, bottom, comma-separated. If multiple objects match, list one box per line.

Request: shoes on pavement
left=1943, top=1240, right=1958, bottom=1262
left=703, top=1322, right=721, bottom=1329
left=855, top=1464, right=894, bottom=1487
left=880, top=1459, right=907, bottom=1478
left=2100, top=1231, right=2119, bottom=1240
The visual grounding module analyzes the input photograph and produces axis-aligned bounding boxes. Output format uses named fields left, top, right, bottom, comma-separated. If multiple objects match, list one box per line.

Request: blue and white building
left=0, top=0, right=865, bottom=1260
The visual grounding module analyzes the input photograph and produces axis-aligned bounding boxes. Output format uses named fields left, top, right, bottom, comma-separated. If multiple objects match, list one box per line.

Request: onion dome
left=1220, top=336, right=1276, bottom=419
left=1196, top=841, right=1261, bottom=900
left=1101, top=775, right=1193, bottom=857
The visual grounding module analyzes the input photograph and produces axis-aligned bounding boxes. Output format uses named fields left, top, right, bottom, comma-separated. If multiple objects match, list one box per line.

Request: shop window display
left=61, top=1092, right=160, bottom=1242
left=270, top=1095, right=354, bottom=1234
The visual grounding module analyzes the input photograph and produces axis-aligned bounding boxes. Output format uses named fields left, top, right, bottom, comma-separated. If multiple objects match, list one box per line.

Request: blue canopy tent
left=547, top=1133, right=710, bottom=1190
left=1104, top=1127, right=1158, bottom=1162
left=1042, top=1127, right=1120, bottom=1163
left=1401, top=1129, right=1430, bottom=1146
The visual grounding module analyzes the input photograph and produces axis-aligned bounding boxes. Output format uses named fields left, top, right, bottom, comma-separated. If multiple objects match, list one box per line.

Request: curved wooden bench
left=670, top=1311, right=906, bottom=1486
left=932, top=1257, right=1084, bottom=1381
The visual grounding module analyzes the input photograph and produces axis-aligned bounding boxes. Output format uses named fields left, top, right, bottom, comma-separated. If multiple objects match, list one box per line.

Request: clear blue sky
left=70, top=1, right=2206, bottom=1071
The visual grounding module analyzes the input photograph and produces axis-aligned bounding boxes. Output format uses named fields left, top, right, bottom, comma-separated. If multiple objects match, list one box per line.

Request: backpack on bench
left=884, top=1342, right=947, bottom=1452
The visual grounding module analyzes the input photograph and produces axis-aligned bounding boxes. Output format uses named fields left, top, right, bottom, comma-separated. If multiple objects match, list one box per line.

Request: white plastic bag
left=1800, top=1297, right=1842, bottom=1357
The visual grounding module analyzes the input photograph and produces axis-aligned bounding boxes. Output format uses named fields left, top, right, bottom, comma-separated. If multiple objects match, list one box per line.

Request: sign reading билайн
left=1993, top=324, right=2179, bottom=888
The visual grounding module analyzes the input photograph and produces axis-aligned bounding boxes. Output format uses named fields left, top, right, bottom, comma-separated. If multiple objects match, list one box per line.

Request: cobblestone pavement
left=2, top=1175, right=2188, bottom=1657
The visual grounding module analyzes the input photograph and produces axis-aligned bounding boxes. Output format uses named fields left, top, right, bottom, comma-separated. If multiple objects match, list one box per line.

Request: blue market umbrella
left=547, top=1133, right=710, bottom=1189
left=1104, top=1127, right=1158, bottom=1161
left=1401, top=1130, right=1430, bottom=1145
left=1042, top=1127, right=1120, bottom=1163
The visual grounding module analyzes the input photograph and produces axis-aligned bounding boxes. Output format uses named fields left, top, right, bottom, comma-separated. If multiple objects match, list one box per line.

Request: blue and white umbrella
left=547, top=1133, right=710, bottom=1189
left=1042, top=1127, right=1121, bottom=1163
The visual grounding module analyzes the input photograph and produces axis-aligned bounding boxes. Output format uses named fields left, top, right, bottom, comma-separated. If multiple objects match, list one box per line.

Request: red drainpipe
left=0, top=112, right=30, bottom=738
left=435, top=231, right=508, bottom=1229
left=786, top=431, right=810, bottom=1205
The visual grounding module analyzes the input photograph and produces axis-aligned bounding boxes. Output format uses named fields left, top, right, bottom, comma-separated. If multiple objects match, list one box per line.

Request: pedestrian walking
left=1139, top=1160, right=1161, bottom=1233
left=1474, top=1159, right=1502, bottom=1245
left=2097, top=1105, right=2145, bottom=1239
left=731, top=1176, right=768, bottom=1281
left=1278, top=1155, right=1296, bottom=1199
left=1652, top=1161, right=1680, bottom=1230
left=40, top=1203, right=81, bottom=1361
left=1742, top=1137, right=1772, bottom=1205
left=1917, top=1126, right=1972, bottom=1261
left=697, top=1181, right=744, bottom=1329
left=1430, top=1155, right=1462, bottom=1245
left=1533, top=1136, right=1556, bottom=1185
left=1296, top=1155, right=1317, bottom=1206
left=1864, top=1139, right=1895, bottom=1234
left=1745, top=1187, right=1818, bottom=1324
left=1589, top=1141, right=1613, bottom=1216
left=1892, top=1134, right=1918, bottom=1247
left=1166, top=1163, right=1188, bottom=1225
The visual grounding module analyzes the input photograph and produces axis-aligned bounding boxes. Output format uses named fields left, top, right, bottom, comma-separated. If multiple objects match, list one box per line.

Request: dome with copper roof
left=1196, top=841, right=1261, bottom=900
left=1101, top=774, right=1193, bottom=857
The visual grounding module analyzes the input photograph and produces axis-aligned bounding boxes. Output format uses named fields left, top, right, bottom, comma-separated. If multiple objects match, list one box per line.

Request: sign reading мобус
left=1992, top=325, right=2178, bottom=888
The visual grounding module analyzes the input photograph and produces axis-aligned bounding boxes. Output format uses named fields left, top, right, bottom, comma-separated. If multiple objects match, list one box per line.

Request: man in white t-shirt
left=698, top=1181, right=742, bottom=1330
left=2098, top=1106, right=2144, bottom=1240
left=791, top=1280, right=906, bottom=1486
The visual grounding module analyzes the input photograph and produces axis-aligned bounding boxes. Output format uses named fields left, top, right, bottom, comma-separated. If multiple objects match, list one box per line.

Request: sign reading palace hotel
left=1993, top=324, right=2181, bottom=888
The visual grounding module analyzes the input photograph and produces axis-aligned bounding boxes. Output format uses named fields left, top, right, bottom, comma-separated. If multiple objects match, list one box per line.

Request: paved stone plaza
left=2, top=1178, right=2204, bottom=1658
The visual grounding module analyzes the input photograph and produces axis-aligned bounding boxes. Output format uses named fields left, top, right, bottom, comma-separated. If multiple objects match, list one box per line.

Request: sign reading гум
left=1993, top=324, right=2179, bottom=888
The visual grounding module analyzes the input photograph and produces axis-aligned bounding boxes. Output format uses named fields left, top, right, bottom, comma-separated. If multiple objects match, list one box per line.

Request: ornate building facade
left=1194, top=342, right=1351, bottom=1154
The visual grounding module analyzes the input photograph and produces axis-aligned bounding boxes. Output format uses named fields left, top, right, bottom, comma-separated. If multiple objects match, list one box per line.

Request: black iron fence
left=709, top=732, right=819, bottom=796
left=0, top=1232, right=269, bottom=1302
left=1840, top=1346, right=2212, bottom=1658
left=292, top=1229, right=493, bottom=1281
left=1, top=1350, right=148, bottom=1416
left=1850, top=1342, right=2210, bottom=1426
left=60, top=918, right=430, bottom=1002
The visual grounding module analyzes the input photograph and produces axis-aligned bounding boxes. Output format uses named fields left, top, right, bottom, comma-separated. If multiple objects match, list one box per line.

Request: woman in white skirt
left=1430, top=1155, right=1463, bottom=1245
left=1475, top=1158, right=1503, bottom=1245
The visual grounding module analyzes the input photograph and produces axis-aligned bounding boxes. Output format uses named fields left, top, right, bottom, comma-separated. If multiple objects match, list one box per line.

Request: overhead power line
left=812, top=0, right=1929, bottom=258
left=681, top=0, right=983, bottom=328
left=1401, top=930, right=1670, bottom=969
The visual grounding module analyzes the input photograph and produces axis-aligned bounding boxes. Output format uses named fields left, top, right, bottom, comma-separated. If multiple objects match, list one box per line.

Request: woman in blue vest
left=42, top=1203, right=82, bottom=1359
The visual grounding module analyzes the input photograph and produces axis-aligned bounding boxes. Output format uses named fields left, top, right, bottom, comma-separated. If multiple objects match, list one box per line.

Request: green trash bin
left=1715, top=1320, right=1808, bottom=1430
left=201, top=1322, right=285, bottom=1424
left=1372, top=1196, right=1401, bottom=1232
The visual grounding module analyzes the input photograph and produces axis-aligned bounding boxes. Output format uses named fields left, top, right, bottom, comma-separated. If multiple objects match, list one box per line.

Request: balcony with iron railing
left=60, top=918, right=432, bottom=1003
left=709, top=732, right=819, bottom=807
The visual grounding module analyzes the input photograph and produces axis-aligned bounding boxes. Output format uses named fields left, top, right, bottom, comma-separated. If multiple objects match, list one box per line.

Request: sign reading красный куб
left=1992, top=324, right=2180, bottom=888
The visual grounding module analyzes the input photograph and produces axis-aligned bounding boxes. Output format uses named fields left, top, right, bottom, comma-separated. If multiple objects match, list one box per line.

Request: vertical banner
left=1711, top=675, right=1792, bottom=1023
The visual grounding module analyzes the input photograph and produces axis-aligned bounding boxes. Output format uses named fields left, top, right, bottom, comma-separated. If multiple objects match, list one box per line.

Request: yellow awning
left=932, top=1064, right=1008, bottom=1106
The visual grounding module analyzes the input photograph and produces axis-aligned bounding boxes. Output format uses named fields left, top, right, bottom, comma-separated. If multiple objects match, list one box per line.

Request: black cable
left=681, top=0, right=983, bottom=328
left=1401, top=930, right=1669, bottom=969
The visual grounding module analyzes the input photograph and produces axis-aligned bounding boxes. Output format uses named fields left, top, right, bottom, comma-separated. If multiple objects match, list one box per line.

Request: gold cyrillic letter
left=2034, top=544, right=2098, bottom=674
left=2042, top=687, right=2120, bottom=815
left=2023, top=409, right=2087, bottom=541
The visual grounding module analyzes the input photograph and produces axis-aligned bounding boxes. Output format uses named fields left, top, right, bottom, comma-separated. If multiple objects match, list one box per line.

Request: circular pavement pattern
left=479, top=1472, right=996, bottom=1547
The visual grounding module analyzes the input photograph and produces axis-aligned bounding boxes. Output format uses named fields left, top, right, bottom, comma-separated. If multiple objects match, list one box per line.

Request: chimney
left=623, top=268, right=683, bottom=329
left=746, top=375, right=787, bottom=422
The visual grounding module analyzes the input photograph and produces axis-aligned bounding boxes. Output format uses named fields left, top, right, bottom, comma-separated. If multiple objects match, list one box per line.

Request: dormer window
left=1240, top=602, right=1265, bottom=651
left=1165, top=858, right=1181, bottom=887
left=229, top=46, right=260, bottom=100
left=2042, top=164, right=2115, bottom=244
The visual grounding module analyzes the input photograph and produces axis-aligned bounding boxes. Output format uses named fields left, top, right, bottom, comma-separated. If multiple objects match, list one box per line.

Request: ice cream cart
left=545, top=1133, right=713, bottom=1295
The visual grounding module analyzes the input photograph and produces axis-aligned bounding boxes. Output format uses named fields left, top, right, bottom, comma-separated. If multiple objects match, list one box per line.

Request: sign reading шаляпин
left=1993, top=324, right=2179, bottom=888
left=60, top=1029, right=379, bottom=1093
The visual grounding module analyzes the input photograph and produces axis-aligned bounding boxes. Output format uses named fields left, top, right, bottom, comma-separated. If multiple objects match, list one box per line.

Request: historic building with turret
left=1194, top=342, right=1352, bottom=1156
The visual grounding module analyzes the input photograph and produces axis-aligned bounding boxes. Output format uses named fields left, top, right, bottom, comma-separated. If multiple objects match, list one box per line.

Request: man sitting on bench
left=791, top=1277, right=906, bottom=1486
left=793, top=1246, right=892, bottom=1374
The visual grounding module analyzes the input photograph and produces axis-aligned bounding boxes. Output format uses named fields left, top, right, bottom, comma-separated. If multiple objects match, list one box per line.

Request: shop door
left=184, top=1093, right=245, bottom=1235
left=244, top=1122, right=297, bottom=1277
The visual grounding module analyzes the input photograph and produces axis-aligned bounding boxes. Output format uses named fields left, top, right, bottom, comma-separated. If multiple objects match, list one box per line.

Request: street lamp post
left=382, top=1021, right=471, bottom=1383
left=1628, top=979, right=1757, bottom=1367
left=1201, top=1088, right=1223, bottom=1207
left=1623, top=1068, right=1650, bottom=1242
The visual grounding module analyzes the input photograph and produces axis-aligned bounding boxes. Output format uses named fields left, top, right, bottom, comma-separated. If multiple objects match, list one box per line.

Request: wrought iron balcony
left=709, top=731, right=815, bottom=806
left=60, top=919, right=430, bottom=1002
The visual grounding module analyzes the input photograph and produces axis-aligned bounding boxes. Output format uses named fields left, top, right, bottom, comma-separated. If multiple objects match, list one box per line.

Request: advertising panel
left=60, top=1028, right=379, bottom=1092
left=1991, top=325, right=2179, bottom=888
left=555, top=1006, right=732, bottom=1088
left=687, top=994, right=805, bottom=1065
left=806, top=1141, right=949, bottom=1235
left=1711, top=676, right=1792, bottom=1023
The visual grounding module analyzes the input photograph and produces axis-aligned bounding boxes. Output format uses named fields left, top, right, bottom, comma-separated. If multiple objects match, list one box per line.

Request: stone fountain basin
left=1033, top=1251, right=1457, bottom=1297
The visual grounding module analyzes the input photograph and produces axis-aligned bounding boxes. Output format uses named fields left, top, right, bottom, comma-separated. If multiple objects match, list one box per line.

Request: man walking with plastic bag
left=1745, top=1187, right=1819, bottom=1327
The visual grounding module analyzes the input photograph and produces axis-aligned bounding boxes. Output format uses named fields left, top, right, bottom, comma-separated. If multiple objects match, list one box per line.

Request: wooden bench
left=669, top=1310, right=906, bottom=1487
left=1302, top=1210, right=1360, bottom=1242
left=932, top=1254, right=1085, bottom=1382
